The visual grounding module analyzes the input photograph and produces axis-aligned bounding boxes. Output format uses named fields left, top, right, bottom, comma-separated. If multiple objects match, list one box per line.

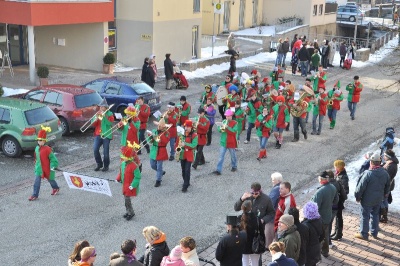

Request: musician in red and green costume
left=310, top=65, right=327, bottom=93
left=218, top=74, right=233, bottom=119
left=92, top=98, right=114, bottom=172
left=346, top=75, right=363, bottom=120
left=213, top=109, right=238, bottom=175
left=116, top=142, right=142, bottom=220
left=272, top=95, right=290, bottom=149
left=149, top=119, right=171, bottom=187
left=233, top=99, right=245, bottom=143
left=223, top=85, right=240, bottom=109
left=255, top=106, right=274, bottom=161
left=135, top=96, right=151, bottom=154
left=244, top=92, right=263, bottom=144
left=311, top=87, right=328, bottom=135
left=199, top=84, right=216, bottom=104
left=29, top=126, right=60, bottom=201
left=119, top=105, right=140, bottom=147
left=327, top=80, right=344, bottom=129
left=192, top=107, right=210, bottom=170
left=164, top=102, right=179, bottom=161
left=176, top=120, right=198, bottom=192
left=179, top=95, right=191, bottom=126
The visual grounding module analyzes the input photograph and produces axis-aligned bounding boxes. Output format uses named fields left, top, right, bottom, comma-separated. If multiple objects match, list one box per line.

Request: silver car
left=337, top=5, right=364, bottom=22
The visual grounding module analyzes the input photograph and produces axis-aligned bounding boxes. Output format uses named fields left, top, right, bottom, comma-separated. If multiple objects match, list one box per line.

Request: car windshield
left=130, top=83, right=155, bottom=95
left=74, top=93, right=103, bottom=108
left=25, top=106, right=58, bottom=126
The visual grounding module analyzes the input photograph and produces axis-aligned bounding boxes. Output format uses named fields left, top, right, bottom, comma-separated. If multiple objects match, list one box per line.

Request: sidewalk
left=198, top=178, right=400, bottom=266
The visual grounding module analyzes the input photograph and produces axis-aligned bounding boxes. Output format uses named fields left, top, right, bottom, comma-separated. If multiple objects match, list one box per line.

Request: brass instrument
left=80, top=104, right=114, bottom=132
left=175, top=134, right=185, bottom=161
left=100, top=114, right=134, bottom=139
left=328, top=98, right=334, bottom=106
left=218, top=120, right=228, bottom=132
left=290, top=90, right=314, bottom=117
left=135, top=125, right=172, bottom=153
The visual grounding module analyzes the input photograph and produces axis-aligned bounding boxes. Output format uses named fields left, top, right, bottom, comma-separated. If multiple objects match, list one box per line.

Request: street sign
left=214, top=2, right=224, bottom=14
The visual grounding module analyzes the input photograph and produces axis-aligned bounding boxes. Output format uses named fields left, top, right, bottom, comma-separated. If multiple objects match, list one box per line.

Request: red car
left=12, top=85, right=103, bottom=135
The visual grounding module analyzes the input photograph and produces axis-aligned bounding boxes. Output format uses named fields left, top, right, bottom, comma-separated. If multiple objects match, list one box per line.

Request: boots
left=380, top=207, right=388, bottom=223
left=292, top=132, right=299, bottom=142
left=262, top=149, right=267, bottom=158
left=257, top=150, right=263, bottom=161
left=276, top=137, right=282, bottom=149
left=330, top=119, right=336, bottom=129
left=275, top=140, right=280, bottom=149
left=302, top=130, right=308, bottom=139
left=332, top=228, right=343, bottom=240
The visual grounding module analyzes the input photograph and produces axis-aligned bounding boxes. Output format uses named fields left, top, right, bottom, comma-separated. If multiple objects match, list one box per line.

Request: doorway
left=239, top=0, right=246, bottom=29
left=0, top=24, right=28, bottom=66
left=252, top=0, right=259, bottom=27
left=223, top=1, right=231, bottom=32
left=192, top=26, right=199, bottom=59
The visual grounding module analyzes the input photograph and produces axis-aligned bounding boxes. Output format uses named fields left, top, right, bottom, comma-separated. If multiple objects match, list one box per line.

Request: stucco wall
left=35, top=23, right=107, bottom=72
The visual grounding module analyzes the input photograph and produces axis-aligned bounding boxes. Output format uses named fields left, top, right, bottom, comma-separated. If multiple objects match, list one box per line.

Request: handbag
left=252, top=218, right=266, bottom=254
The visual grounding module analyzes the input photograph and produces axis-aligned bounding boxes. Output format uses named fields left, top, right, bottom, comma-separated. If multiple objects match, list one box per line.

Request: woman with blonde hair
left=68, top=240, right=90, bottom=266
left=139, top=226, right=170, bottom=266
left=331, top=159, right=349, bottom=240
left=72, top=246, right=97, bottom=266
left=267, top=242, right=297, bottom=266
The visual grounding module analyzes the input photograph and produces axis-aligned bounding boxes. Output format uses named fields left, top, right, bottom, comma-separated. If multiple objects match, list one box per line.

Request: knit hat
left=262, top=77, right=269, bottom=83
left=180, top=96, right=186, bottom=101
left=276, top=96, right=285, bottom=102
left=334, top=160, right=345, bottom=170
left=184, top=120, right=193, bottom=127
left=303, top=201, right=321, bottom=220
left=370, top=152, right=381, bottom=162
left=279, top=214, right=294, bottom=227
left=36, top=125, right=51, bottom=141
left=319, top=170, right=334, bottom=180
left=224, top=109, right=234, bottom=117
left=334, top=80, right=341, bottom=88
left=170, top=246, right=182, bottom=261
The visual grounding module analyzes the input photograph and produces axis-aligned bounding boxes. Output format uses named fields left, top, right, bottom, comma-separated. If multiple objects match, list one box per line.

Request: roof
left=36, top=84, right=96, bottom=96
left=0, top=97, right=46, bottom=111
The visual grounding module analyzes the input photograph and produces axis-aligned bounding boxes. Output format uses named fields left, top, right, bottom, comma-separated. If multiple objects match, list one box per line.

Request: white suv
left=337, top=5, right=364, bottom=22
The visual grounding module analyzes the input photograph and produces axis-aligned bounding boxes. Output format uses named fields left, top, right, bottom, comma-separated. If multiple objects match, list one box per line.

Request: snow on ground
left=201, top=46, right=229, bottom=59
left=236, top=37, right=263, bottom=44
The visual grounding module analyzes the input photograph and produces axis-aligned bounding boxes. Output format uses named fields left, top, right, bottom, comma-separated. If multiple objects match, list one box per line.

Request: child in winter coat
left=310, top=49, right=320, bottom=72
left=339, top=41, right=347, bottom=68
left=160, top=246, right=186, bottom=266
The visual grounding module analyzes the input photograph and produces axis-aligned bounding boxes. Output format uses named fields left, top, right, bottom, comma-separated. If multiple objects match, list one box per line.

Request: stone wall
left=262, top=25, right=310, bottom=52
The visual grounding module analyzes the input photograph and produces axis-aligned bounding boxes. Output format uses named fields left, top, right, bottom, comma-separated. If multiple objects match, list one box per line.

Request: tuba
left=290, top=86, right=314, bottom=117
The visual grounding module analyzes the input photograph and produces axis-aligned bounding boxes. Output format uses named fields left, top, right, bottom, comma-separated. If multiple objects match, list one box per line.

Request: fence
left=275, top=18, right=303, bottom=34
left=201, top=35, right=226, bottom=48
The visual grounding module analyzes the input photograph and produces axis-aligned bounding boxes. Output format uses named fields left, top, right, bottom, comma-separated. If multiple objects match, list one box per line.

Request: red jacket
left=316, top=93, right=328, bottom=115
left=176, top=132, right=198, bottom=162
left=116, top=161, right=140, bottom=197
left=165, top=111, right=178, bottom=138
left=196, top=116, right=210, bottom=145
left=274, top=193, right=297, bottom=231
left=137, top=104, right=151, bottom=129
left=153, top=130, right=170, bottom=161
left=179, top=102, right=191, bottom=126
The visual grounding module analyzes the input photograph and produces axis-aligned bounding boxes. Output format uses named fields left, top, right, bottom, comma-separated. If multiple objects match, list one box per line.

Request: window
left=25, top=90, right=45, bottom=101
left=0, top=108, right=11, bottom=124
left=313, top=5, right=317, bottom=16
left=25, top=106, right=57, bottom=126
left=85, top=81, right=104, bottom=93
left=43, top=91, right=63, bottom=106
left=193, top=0, right=200, bottom=13
left=104, top=83, right=121, bottom=95
left=319, top=4, right=324, bottom=15
left=74, top=93, right=103, bottom=109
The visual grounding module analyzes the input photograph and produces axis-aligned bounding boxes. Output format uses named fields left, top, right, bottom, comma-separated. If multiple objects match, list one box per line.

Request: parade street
left=0, top=51, right=399, bottom=265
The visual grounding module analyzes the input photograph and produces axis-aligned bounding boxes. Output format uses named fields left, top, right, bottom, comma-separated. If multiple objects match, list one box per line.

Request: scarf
left=126, top=253, right=137, bottom=263
left=271, top=252, right=284, bottom=261
left=370, top=165, right=381, bottom=170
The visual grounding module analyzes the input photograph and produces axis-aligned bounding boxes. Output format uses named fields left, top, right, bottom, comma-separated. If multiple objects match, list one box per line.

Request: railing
left=275, top=18, right=303, bottom=34
left=201, top=35, right=226, bottom=48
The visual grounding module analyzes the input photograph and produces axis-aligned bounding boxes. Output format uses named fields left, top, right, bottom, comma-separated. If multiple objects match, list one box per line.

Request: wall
left=35, top=23, right=107, bottom=71
left=309, top=23, right=337, bottom=40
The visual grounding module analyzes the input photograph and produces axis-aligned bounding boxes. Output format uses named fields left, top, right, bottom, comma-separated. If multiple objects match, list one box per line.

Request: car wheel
left=2, top=136, right=22, bottom=158
left=349, top=16, right=356, bottom=22
left=59, top=117, right=70, bottom=136
left=117, top=106, right=127, bottom=118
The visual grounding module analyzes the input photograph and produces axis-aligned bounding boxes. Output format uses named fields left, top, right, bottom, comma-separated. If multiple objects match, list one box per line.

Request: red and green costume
left=164, top=111, right=178, bottom=139
left=136, top=103, right=151, bottom=130
left=234, top=107, right=245, bottom=136
left=92, top=110, right=114, bottom=139
left=35, top=145, right=58, bottom=180
left=149, top=129, right=171, bottom=161
left=119, top=117, right=140, bottom=146
left=246, top=99, right=263, bottom=123
left=196, top=116, right=210, bottom=145
left=116, top=160, right=141, bottom=197
left=218, top=120, right=238, bottom=148
left=312, top=93, right=328, bottom=116
left=255, top=113, right=274, bottom=159
left=179, top=102, right=191, bottom=126
left=176, top=132, right=198, bottom=162
left=310, top=71, right=327, bottom=93
left=272, top=103, right=290, bottom=129
left=200, top=91, right=216, bottom=104
left=223, top=93, right=240, bottom=109
left=327, top=89, right=344, bottom=128
left=346, top=81, right=363, bottom=102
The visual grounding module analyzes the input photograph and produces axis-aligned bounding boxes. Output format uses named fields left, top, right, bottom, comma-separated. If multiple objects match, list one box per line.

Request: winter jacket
left=311, top=53, right=320, bottom=67
left=383, top=156, right=399, bottom=191
left=336, top=169, right=349, bottom=208
left=205, top=104, right=216, bottom=125
left=34, top=145, right=58, bottom=180
left=215, top=230, right=247, bottom=266
left=329, top=178, right=347, bottom=210
left=109, top=254, right=144, bottom=266
left=294, top=221, right=309, bottom=266
left=355, top=167, right=390, bottom=207
left=274, top=193, right=296, bottom=231
left=277, top=42, right=283, bottom=54
left=281, top=41, right=290, bottom=53
left=359, top=160, right=370, bottom=175
left=164, top=58, right=174, bottom=79
left=277, top=225, right=301, bottom=261
left=311, top=182, right=338, bottom=224
left=339, top=44, right=347, bottom=57
left=269, top=183, right=281, bottom=211
left=142, top=239, right=170, bottom=266
left=142, top=66, right=155, bottom=88
left=240, top=212, right=265, bottom=254
left=346, top=81, right=363, bottom=103
left=229, top=56, right=236, bottom=74
left=321, top=45, right=330, bottom=57
left=234, top=192, right=275, bottom=224
left=267, top=253, right=298, bottom=266
left=181, top=248, right=200, bottom=266
left=298, top=46, right=310, bottom=61
left=160, top=257, right=185, bottom=266
left=141, top=62, right=149, bottom=81
left=302, top=218, right=324, bottom=266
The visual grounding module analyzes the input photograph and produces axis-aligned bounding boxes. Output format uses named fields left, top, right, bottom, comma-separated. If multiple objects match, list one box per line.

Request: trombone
left=80, top=104, right=114, bottom=133
left=135, top=124, right=172, bottom=153
left=100, top=114, right=134, bottom=139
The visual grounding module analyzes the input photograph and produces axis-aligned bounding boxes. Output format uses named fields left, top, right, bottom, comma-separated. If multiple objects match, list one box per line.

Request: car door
left=0, top=107, right=11, bottom=134
left=43, top=91, right=63, bottom=116
left=23, top=89, right=46, bottom=102
left=103, top=81, right=122, bottom=111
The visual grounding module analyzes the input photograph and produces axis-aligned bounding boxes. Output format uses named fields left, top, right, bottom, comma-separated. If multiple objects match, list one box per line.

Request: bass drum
left=216, top=86, right=228, bottom=106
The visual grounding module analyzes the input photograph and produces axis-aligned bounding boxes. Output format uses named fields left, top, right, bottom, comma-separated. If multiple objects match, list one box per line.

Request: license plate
left=48, top=135, right=56, bottom=141
left=148, top=99, right=157, bottom=105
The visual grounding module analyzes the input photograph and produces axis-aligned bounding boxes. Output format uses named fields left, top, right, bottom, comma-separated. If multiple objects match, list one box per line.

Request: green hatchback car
left=0, top=98, right=63, bottom=157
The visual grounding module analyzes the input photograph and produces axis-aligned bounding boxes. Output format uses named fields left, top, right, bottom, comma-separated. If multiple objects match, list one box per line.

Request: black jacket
left=142, top=241, right=169, bottom=266
left=229, top=56, right=236, bottom=74
left=142, top=66, right=155, bottom=88
left=298, top=46, right=310, bottom=61
left=240, top=212, right=265, bottom=254
left=234, top=193, right=275, bottom=224
left=164, top=58, right=174, bottom=79
left=215, top=230, right=247, bottom=266
left=281, top=41, right=290, bottom=53
left=294, top=221, right=309, bottom=266
left=141, top=62, right=148, bottom=81
left=302, top=218, right=324, bottom=266
left=384, top=156, right=399, bottom=191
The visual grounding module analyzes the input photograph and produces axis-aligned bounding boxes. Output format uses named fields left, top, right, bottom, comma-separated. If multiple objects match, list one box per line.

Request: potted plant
left=37, top=66, right=49, bottom=86
left=103, top=52, right=115, bottom=74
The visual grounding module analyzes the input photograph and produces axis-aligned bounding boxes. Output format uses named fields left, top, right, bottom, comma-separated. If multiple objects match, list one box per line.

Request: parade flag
left=63, top=172, right=112, bottom=197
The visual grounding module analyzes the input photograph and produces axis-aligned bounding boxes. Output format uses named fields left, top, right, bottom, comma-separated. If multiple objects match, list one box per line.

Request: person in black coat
left=164, top=53, right=174, bottom=90
left=288, top=207, right=309, bottom=266
left=240, top=200, right=265, bottom=266
left=229, top=53, right=239, bottom=76
left=298, top=43, right=311, bottom=77
left=141, top=57, right=149, bottom=82
left=301, top=202, right=324, bottom=266
left=142, top=59, right=155, bottom=88
left=139, top=226, right=170, bottom=266
left=267, top=242, right=298, bottom=266
left=216, top=214, right=247, bottom=266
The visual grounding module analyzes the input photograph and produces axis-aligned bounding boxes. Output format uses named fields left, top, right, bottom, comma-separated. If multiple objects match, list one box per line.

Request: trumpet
left=100, top=114, right=134, bottom=139
left=328, top=98, right=334, bottom=106
left=80, top=104, right=114, bottom=132
left=175, top=134, right=185, bottom=161
left=216, top=120, right=228, bottom=132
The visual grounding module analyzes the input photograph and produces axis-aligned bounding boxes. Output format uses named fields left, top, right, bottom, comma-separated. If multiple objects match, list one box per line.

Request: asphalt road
left=0, top=51, right=399, bottom=265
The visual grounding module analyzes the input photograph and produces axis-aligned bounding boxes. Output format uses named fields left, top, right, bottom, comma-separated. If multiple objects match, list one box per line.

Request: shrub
left=103, top=52, right=116, bottom=64
left=37, top=66, right=49, bottom=78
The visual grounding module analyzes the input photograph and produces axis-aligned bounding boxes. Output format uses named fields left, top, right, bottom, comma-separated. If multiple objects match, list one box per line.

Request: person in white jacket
left=328, top=38, right=337, bottom=67
left=179, top=237, right=200, bottom=266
